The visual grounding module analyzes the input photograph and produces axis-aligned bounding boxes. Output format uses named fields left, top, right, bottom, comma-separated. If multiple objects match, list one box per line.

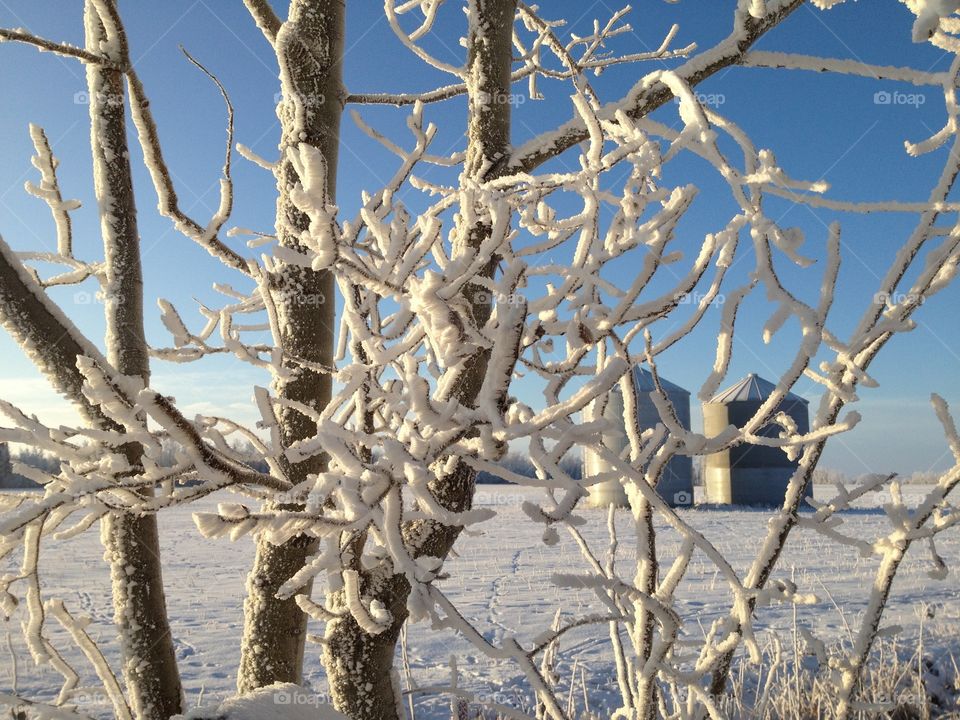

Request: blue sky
left=0, top=1, right=958, bottom=476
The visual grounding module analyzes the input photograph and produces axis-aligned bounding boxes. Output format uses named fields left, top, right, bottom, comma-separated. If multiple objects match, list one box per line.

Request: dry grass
left=721, top=637, right=959, bottom=720
left=451, top=636, right=959, bottom=720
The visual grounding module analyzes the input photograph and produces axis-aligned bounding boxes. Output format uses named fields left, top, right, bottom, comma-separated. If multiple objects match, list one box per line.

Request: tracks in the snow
left=484, top=546, right=524, bottom=646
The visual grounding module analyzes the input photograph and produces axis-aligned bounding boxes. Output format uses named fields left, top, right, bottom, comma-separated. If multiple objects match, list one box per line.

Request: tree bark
left=237, top=0, right=344, bottom=694
left=322, top=2, right=516, bottom=717
left=0, top=238, right=114, bottom=423
left=84, top=4, right=183, bottom=718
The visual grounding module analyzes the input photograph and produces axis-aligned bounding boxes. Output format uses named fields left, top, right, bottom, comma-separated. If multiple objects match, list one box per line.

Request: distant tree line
left=0, top=439, right=271, bottom=490
left=0, top=441, right=573, bottom=489
left=0, top=442, right=44, bottom=488
left=476, top=451, right=582, bottom=484
left=2, top=442, right=934, bottom=491
left=811, top=467, right=943, bottom=485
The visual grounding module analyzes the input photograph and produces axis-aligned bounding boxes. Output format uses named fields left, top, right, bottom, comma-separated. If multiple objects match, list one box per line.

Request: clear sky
left=0, top=1, right=958, bottom=476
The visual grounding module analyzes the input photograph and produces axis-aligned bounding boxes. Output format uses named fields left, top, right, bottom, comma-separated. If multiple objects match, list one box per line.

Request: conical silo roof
left=632, top=367, right=689, bottom=395
left=707, top=373, right=807, bottom=405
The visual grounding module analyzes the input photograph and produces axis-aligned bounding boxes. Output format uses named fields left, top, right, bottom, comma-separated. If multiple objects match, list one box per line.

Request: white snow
left=2, top=485, right=958, bottom=719
left=177, top=682, right=347, bottom=720
left=908, top=0, right=960, bottom=43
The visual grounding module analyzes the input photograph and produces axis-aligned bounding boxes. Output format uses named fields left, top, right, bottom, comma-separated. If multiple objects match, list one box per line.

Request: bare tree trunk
left=83, top=4, right=183, bottom=718
left=322, top=2, right=516, bottom=717
left=323, top=572, right=411, bottom=720
left=617, top=372, right=660, bottom=718
left=631, top=494, right=659, bottom=720
left=237, top=0, right=343, bottom=693
left=834, top=548, right=905, bottom=719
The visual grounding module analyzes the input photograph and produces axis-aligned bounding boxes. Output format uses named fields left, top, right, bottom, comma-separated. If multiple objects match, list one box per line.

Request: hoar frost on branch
left=1, top=1, right=960, bottom=719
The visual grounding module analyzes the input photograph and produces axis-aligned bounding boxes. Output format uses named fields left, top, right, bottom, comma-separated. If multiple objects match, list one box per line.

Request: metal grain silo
left=583, top=367, right=694, bottom=508
left=702, top=373, right=811, bottom=506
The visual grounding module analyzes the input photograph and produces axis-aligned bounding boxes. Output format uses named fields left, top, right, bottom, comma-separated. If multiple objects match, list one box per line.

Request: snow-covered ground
left=2, top=485, right=959, bottom=718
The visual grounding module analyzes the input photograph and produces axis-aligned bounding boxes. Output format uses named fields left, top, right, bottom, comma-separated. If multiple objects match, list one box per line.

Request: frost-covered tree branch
left=243, top=0, right=282, bottom=45
left=505, top=0, right=805, bottom=174
left=0, top=26, right=120, bottom=67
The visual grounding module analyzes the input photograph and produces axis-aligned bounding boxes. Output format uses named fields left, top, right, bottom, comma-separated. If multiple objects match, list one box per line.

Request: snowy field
left=2, top=485, right=959, bottom=718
